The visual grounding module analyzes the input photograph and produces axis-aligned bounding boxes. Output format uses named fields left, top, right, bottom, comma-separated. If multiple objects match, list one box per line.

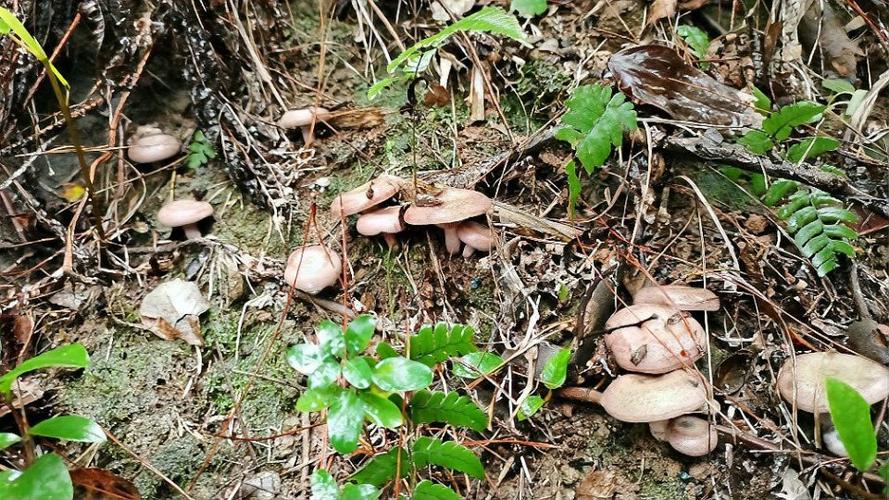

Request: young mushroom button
left=356, top=206, right=404, bottom=249
left=157, top=200, right=214, bottom=239
left=633, top=285, right=720, bottom=311
left=665, top=416, right=718, bottom=456
left=284, top=245, right=342, bottom=295
left=457, top=221, right=493, bottom=257
left=128, top=133, right=182, bottom=164
left=330, top=175, right=404, bottom=218
left=278, top=106, right=331, bottom=145
left=403, top=188, right=492, bottom=254
left=604, top=304, right=705, bottom=373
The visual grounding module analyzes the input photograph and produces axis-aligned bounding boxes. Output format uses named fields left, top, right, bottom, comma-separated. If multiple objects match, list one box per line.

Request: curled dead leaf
left=70, top=468, right=141, bottom=500
left=139, top=279, right=209, bottom=346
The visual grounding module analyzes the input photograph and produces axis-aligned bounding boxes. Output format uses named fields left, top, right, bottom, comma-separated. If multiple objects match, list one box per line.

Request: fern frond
left=409, top=390, right=488, bottom=431
left=412, top=437, right=485, bottom=479
left=409, top=323, right=477, bottom=367
left=350, top=447, right=408, bottom=487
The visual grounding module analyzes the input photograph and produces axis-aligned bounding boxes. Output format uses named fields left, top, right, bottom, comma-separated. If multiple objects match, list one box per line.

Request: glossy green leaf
left=29, top=415, right=106, bottom=443
left=375, top=342, right=399, bottom=360
left=343, top=357, right=374, bottom=389
left=360, top=392, right=403, bottom=429
left=296, top=387, right=336, bottom=412
left=0, top=343, right=89, bottom=394
left=317, top=320, right=346, bottom=358
left=826, top=378, right=877, bottom=472
left=287, top=343, right=324, bottom=375
left=409, top=390, right=487, bottom=431
left=511, top=0, right=547, bottom=17
left=738, top=129, right=774, bottom=154
left=0, top=453, right=73, bottom=500
left=309, top=358, right=341, bottom=390
left=785, top=137, right=839, bottom=163
left=328, top=390, right=366, bottom=454
left=350, top=447, right=409, bottom=487
left=0, top=433, right=20, bottom=450
left=762, top=101, right=825, bottom=141
left=310, top=469, right=339, bottom=500
left=373, top=358, right=433, bottom=392
left=412, top=437, right=484, bottom=479
left=412, top=480, right=461, bottom=500
left=341, top=482, right=381, bottom=500
left=822, top=78, right=855, bottom=94
left=517, top=395, right=545, bottom=421
left=540, top=347, right=571, bottom=389
left=345, top=315, right=376, bottom=356
left=763, top=179, right=798, bottom=206
left=751, top=85, right=771, bottom=112
left=410, top=323, right=477, bottom=367
left=452, top=352, right=504, bottom=379
left=557, top=84, right=636, bottom=173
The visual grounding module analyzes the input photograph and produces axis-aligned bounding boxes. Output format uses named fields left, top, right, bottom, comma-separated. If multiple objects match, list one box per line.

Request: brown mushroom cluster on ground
left=330, top=174, right=495, bottom=257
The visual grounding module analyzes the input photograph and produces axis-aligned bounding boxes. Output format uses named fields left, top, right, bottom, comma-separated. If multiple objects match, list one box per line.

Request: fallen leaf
left=648, top=0, right=676, bottom=25
left=576, top=469, right=616, bottom=499
left=0, top=377, right=45, bottom=417
left=70, top=468, right=141, bottom=499
left=608, top=45, right=762, bottom=127
left=139, top=279, right=209, bottom=346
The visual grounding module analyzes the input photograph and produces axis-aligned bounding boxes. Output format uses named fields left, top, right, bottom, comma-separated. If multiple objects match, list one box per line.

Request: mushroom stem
left=300, top=126, right=315, bottom=145
left=440, top=223, right=461, bottom=254
left=556, top=386, right=603, bottom=404
left=462, top=245, right=476, bottom=258
left=383, top=233, right=397, bottom=249
left=183, top=224, right=202, bottom=240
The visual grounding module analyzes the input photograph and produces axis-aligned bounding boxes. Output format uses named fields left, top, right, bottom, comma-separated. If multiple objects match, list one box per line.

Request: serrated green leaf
left=350, top=447, right=409, bottom=487
left=296, top=387, right=336, bottom=412
left=373, top=357, right=433, bottom=392
left=345, top=315, right=376, bottom=356
left=785, top=137, right=839, bottom=163
left=412, top=437, right=484, bottom=479
left=751, top=85, right=771, bottom=112
left=517, top=395, right=545, bottom=421
left=343, top=357, right=374, bottom=389
left=0, top=343, right=89, bottom=395
left=287, top=343, right=324, bottom=375
left=762, top=102, right=825, bottom=141
left=738, top=129, right=774, bottom=154
left=317, top=320, right=346, bottom=358
left=341, top=482, right=381, bottom=500
left=360, top=392, right=403, bottom=429
left=511, top=0, right=547, bottom=17
left=452, top=352, right=504, bottom=379
left=413, top=480, right=461, bottom=500
left=328, top=390, right=366, bottom=454
left=388, top=8, right=526, bottom=73
left=409, top=390, right=488, bottom=431
left=0, top=433, right=20, bottom=450
left=540, top=347, right=571, bottom=389
left=409, top=323, right=477, bottom=367
left=763, top=179, right=798, bottom=206
left=557, top=84, right=636, bottom=173
left=0, top=452, right=72, bottom=500
left=676, top=25, right=710, bottom=67
left=29, top=415, right=105, bottom=443
left=822, top=78, right=855, bottom=94
left=776, top=190, right=812, bottom=218
left=185, top=130, right=216, bottom=170
left=309, top=358, right=341, bottom=390
left=826, top=378, right=877, bottom=472
left=311, top=469, right=339, bottom=500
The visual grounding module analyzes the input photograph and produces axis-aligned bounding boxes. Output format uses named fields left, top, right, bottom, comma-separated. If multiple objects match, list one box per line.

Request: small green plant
left=186, top=130, right=217, bottom=170
left=825, top=378, right=878, bottom=472
left=676, top=25, right=710, bottom=69
left=0, top=344, right=106, bottom=499
left=511, top=0, right=547, bottom=17
left=289, top=318, right=489, bottom=498
left=555, top=84, right=637, bottom=216
left=763, top=180, right=858, bottom=276
left=737, top=100, right=825, bottom=155
left=368, top=7, right=526, bottom=99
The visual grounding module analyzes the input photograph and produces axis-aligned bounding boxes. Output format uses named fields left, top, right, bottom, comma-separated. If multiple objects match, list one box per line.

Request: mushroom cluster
left=596, top=284, right=721, bottom=456
left=330, top=174, right=495, bottom=257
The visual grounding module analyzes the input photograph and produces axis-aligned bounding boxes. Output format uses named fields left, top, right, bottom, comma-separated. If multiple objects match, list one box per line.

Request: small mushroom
left=776, top=352, right=889, bottom=413
left=665, top=416, right=718, bottom=456
left=330, top=175, right=404, bottom=218
left=284, top=245, right=342, bottom=294
left=604, top=304, right=705, bottom=373
left=403, top=187, right=492, bottom=254
left=157, top=199, right=214, bottom=239
left=456, top=221, right=493, bottom=257
left=633, top=285, right=720, bottom=311
left=278, top=106, right=331, bottom=145
left=356, top=206, right=404, bottom=249
left=597, top=370, right=709, bottom=423
left=128, top=130, right=182, bottom=164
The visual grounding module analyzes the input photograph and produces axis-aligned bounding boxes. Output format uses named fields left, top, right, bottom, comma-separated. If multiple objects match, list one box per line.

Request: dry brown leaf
left=70, top=468, right=141, bottom=500
left=139, top=279, right=209, bottom=346
left=648, top=0, right=677, bottom=25
left=576, top=469, right=617, bottom=499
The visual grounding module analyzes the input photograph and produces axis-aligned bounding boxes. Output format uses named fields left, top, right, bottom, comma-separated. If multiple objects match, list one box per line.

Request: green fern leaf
left=413, top=480, right=461, bottom=500
left=409, top=323, right=477, bottom=367
left=350, top=448, right=408, bottom=488
left=785, top=136, right=839, bottom=163
left=762, top=102, right=825, bottom=141
left=412, top=437, right=484, bottom=479
left=409, top=390, right=487, bottom=431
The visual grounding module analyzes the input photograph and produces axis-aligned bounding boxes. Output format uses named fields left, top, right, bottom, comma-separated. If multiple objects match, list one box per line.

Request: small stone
left=239, top=471, right=281, bottom=499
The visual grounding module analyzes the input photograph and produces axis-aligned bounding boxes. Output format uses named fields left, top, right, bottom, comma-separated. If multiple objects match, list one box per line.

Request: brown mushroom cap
left=457, top=221, right=493, bottom=253
left=356, top=206, right=404, bottom=236
left=776, top=352, right=889, bottom=413
left=157, top=200, right=214, bottom=228
left=128, top=133, right=182, bottom=163
left=666, top=416, right=718, bottom=456
left=633, top=285, right=720, bottom=311
left=649, top=420, right=669, bottom=441
left=330, top=175, right=404, bottom=218
left=604, top=304, right=705, bottom=374
left=599, top=370, right=709, bottom=423
left=277, top=107, right=330, bottom=128
left=403, top=188, right=492, bottom=226
left=284, top=245, right=342, bottom=294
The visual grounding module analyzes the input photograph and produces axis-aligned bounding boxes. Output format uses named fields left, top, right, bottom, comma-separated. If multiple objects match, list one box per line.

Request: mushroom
left=157, top=199, right=214, bottom=239
left=596, top=370, right=709, bottom=423
left=776, top=352, right=889, bottom=414
left=284, top=245, right=342, bottom=294
left=278, top=106, right=332, bottom=145
left=330, top=175, right=404, bottom=218
left=663, top=416, right=718, bottom=456
left=403, top=188, right=492, bottom=255
left=128, top=129, right=182, bottom=164
left=604, top=304, right=705, bottom=373
left=456, top=221, right=493, bottom=257
left=356, top=206, right=404, bottom=249
left=633, top=285, right=720, bottom=311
